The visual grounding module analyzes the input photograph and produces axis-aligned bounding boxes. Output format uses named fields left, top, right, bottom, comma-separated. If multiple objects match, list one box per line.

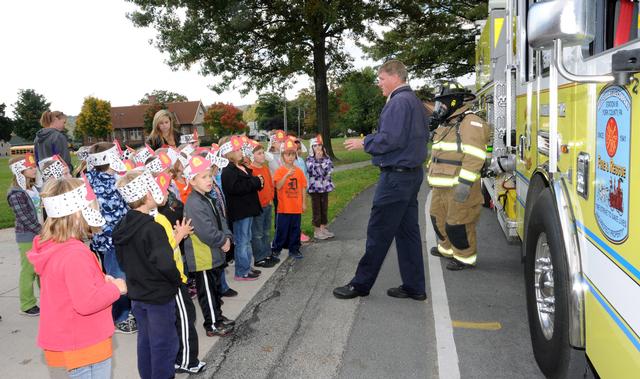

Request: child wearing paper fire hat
left=85, top=142, right=137, bottom=334
left=7, top=153, right=42, bottom=317
left=27, top=177, right=126, bottom=376
left=112, top=169, right=183, bottom=379
left=182, top=155, right=235, bottom=337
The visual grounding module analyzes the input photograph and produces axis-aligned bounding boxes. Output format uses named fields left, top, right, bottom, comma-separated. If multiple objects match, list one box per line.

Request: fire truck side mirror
left=527, top=0, right=595, bottom=50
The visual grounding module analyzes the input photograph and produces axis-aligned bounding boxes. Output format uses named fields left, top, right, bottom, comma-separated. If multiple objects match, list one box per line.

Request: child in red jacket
left=27, top=177, right=127, bottom=377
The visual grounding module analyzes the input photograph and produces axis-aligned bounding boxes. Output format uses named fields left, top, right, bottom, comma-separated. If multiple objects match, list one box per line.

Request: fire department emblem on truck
left=595, top=85, right=630, bottom=244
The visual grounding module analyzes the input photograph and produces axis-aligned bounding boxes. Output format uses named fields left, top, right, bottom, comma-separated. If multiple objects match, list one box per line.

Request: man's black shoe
left=446, top=259, right=475, bottom=271
left=333, top=284, right=369, bottom=299
left=430, top=246, right=450, bottom=259
left=387, top=286, right=427, bottom=301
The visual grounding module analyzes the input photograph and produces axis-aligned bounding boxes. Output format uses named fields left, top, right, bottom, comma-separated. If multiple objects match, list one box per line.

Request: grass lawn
left=299, top=164, right=379, bottom=236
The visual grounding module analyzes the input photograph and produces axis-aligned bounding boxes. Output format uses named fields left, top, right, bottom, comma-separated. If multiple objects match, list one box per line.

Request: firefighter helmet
left=430, top=81, right=476, bottom=128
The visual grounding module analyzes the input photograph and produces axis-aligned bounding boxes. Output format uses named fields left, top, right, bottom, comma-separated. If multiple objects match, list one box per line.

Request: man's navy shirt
left=363, top=85, right=430, bottom=168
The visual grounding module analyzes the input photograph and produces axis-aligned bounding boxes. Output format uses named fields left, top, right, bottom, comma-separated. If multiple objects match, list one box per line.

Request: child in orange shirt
left=250, top=144, right=276, bottom=267
left=271, top=138, right=307, bottom=259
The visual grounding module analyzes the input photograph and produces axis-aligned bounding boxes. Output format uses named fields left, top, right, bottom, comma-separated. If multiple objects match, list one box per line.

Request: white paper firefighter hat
left=183, top=155, right=212, bottom=182
left=205, top=150, right=230, bottom=170
left=41, top=175, right=106, bottom=227
left=144, top=152, right=172, bottom=174
left=87, top=145, right=127, bottom=173
left=40, top=155, right=69, bottom=182
left=10, top=153, right=37, bottom=191
left=134, top=144, right=155, bottom=165
left=165, top=147, right=186, bottom=167
left=179, top=143, right=195, bottom=157
left=219, top=135, right=243, bottom=156
left=117, top=169, right=165, bottom=205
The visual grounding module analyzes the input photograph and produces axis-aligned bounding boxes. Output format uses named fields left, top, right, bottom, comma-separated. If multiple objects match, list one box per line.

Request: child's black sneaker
left=21, top=305, right=40, bottom=317
left=206, top=324, right=233, bottom=337
left=221, top=288, right=238, bottom=297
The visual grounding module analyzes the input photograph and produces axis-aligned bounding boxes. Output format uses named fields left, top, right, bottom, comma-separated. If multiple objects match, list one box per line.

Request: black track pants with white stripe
left=195, top=268, right=223, bottom=332
left=175, top=284, right=200, bottom=370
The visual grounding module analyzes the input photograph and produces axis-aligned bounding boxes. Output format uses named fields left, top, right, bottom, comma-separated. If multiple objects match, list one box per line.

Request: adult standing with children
left=34, top=111, right=73, bottom=171
left=333, top=60, right=430, bottom=301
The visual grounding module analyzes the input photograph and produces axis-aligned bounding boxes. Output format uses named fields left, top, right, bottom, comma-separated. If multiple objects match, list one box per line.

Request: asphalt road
left=197, top=176, right=544, bottom=379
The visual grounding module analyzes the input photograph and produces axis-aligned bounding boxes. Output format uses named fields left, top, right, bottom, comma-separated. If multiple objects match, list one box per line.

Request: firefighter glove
left=453, top=182, right=471, bottom=203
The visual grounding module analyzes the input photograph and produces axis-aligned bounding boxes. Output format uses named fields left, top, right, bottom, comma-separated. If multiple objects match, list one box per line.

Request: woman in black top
left=146, top=109, right=182, bottom=149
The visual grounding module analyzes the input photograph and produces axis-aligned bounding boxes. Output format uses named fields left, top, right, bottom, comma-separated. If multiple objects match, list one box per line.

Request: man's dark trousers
left=350, top=169, right=426, bottom=295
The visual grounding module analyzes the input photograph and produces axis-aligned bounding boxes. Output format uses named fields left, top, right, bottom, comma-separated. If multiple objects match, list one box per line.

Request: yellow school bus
left=10, top=145, right=34, bottom=156
left=477, top=0, right=640, bottom=377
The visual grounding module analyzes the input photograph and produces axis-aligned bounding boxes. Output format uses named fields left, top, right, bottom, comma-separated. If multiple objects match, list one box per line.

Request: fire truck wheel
left=524, top=188, right=583, bottom=378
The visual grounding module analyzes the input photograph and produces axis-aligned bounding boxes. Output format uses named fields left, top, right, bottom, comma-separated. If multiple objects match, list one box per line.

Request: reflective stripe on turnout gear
left=438, top=244, right=454, bottom=257
left=461, top=144, right=487, bottom=160
left=428, top=176, right=459, bottom=187
left=454, top=253, right=477, bottom=265
left=459, top=168, right=479, bottom=183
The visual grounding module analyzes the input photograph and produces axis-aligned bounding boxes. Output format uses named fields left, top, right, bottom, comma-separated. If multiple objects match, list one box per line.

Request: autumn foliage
left=76, top=96, right=112, bottom=138
left=203, top=102, right=247, bottom=139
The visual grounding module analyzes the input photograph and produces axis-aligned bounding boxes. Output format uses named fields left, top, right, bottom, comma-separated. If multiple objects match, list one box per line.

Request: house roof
left=111, top=101, right=204, bottom=129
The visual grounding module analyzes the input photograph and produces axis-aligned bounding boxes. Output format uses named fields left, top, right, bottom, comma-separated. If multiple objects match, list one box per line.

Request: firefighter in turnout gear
left=427, top=82, right=490, bottom=270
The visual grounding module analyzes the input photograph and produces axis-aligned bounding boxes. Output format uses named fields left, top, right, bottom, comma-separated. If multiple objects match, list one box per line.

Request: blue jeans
left=68, top=358, right=112, bottom=379
left=233, top=217, right=254, bottom=277
left=131, top=300, right=178, bottom=379
left=218, top=269, right=229, bottom=293
left=103, top=250, right=131, bottom=324
left=251, top=204, right=272, bottom=262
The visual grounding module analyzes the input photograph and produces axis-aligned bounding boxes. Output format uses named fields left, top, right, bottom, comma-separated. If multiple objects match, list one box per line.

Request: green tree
left=335, top=67, right=386, bottom=135
left=75, top=97, right=113, bottom=139
left=243, top=104, right=258, bottom=123
left=363, top=0, right=488, bottom=79
left=127, top=0, right=383, bottom=158
left=0, top=103, right=14, bottom=142
left=203, top=102, right=247, bottom=140
left=13, top=89, right=50, bottom=141
left=255, top=93, right=285, bottom=131
left=138, top=90, right=188, bottom=104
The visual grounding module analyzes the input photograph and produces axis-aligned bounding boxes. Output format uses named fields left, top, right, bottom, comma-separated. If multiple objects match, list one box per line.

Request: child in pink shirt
left=28, top=177, right=126, bottom=377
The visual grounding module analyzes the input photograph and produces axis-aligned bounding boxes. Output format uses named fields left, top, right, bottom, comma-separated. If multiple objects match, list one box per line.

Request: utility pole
left=297, top=105, right=301, bottom=137
left=283, top=93, right=287, bottom=132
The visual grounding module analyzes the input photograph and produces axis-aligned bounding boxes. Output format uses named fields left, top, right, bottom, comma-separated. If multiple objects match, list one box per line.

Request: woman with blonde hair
left=147, top=109, right=182, bottom=149
left=34, top=111, right=73, bottom=170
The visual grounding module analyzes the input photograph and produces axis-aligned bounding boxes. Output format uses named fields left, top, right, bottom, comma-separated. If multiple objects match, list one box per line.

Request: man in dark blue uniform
left=333, top=60, right=430, bottom=301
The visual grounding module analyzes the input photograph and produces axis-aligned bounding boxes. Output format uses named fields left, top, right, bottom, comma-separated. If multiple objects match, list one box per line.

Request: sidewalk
left=0, top=227, right=285, bottom=378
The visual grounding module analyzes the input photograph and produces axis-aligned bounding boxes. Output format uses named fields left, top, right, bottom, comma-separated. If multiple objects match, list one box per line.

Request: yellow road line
left=452, top=321, right=502, bottom=330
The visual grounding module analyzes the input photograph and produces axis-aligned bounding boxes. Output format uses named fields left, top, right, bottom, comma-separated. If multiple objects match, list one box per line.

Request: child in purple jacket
left=305, top=135, right=335, bottom=240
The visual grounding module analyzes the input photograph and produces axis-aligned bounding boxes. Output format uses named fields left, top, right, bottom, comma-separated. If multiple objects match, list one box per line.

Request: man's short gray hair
left=378, top=60, right=408, bottom=82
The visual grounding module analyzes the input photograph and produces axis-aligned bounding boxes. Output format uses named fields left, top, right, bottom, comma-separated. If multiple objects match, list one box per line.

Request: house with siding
left=85, top=100, right=207, bottom=147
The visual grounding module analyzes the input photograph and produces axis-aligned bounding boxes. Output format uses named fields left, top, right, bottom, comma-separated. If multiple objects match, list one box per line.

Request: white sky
left=0, top=0, right=380, bottom=116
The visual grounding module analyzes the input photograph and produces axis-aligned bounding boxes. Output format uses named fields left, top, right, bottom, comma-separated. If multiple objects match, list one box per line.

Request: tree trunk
left=312, top=38, right=336, bottom=159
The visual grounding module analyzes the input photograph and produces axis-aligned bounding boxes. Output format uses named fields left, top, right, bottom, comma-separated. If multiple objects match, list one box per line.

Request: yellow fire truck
left=476, top=0, right=640, bottom=377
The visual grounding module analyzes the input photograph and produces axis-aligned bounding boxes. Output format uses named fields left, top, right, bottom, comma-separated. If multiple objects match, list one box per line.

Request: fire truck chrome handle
left=554, top=40, right=614, bottom=84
